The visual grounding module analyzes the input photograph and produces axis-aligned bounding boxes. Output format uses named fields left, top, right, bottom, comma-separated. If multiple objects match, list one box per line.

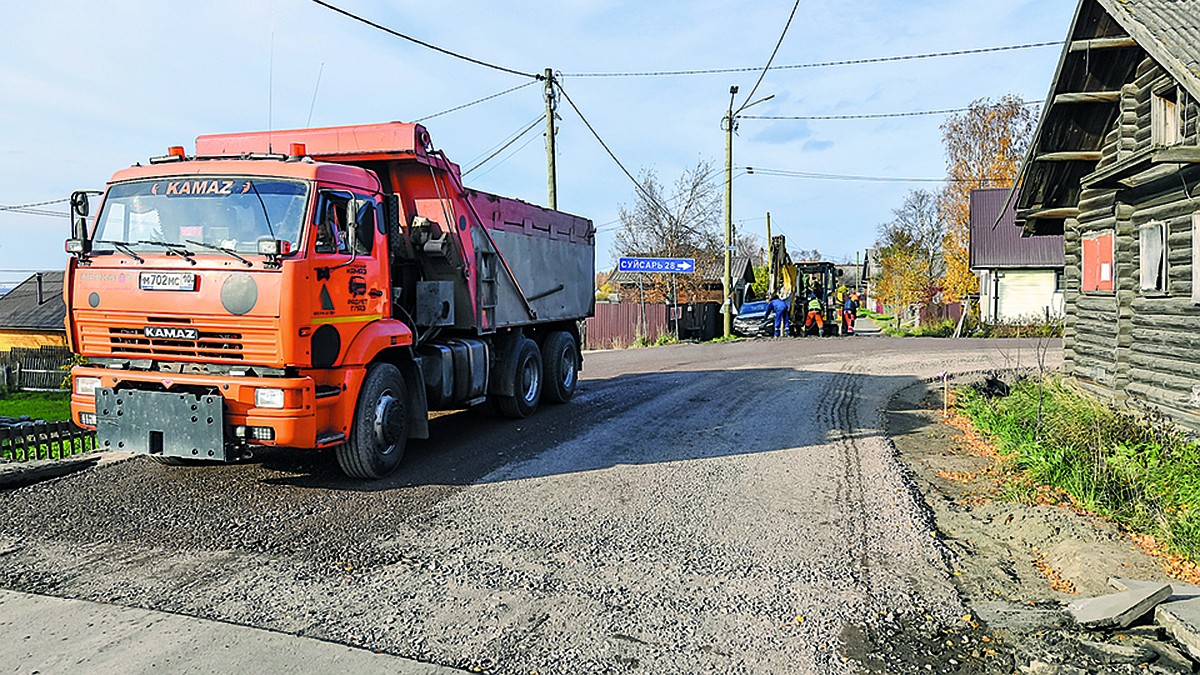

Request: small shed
left=0, top=272, right=67, bottom=350
left=970, top=188, right=1065, bottom=323
left=1015, top=0, right=1200, bottom=430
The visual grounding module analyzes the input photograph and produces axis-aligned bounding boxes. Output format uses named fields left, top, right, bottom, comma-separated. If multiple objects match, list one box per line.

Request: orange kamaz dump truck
left=64, top=122, right=594, bottom=478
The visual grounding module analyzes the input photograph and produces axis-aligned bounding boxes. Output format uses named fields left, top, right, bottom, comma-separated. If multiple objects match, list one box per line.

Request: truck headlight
left=74, top=376, right=101, bottom=396
left=255, top=388, right=285, bottom=409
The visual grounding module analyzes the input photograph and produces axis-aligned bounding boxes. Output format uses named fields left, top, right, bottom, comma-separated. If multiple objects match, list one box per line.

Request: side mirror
left=67, top=191, right=94, bottom=258
left=70, top=191, right=90, bottom=218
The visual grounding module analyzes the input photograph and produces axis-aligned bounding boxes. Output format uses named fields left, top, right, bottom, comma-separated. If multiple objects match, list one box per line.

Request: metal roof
left=970, top=189, right=1064, bottom=269
left=0, top=271, right=65, bottom=332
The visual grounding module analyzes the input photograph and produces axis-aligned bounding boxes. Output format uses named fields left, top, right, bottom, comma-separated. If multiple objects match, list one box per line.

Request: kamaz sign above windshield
left=151, top=180, right=253, bottom=197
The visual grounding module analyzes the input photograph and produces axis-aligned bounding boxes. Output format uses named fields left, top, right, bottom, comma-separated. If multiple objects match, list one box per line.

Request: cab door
left=308, top=189, right=388, bottom=367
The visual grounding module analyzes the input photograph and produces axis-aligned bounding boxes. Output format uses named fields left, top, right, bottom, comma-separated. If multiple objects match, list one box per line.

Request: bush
left=959, top=376, right=1200, bottom=560
left=977, top=316, right=1064, bottom=339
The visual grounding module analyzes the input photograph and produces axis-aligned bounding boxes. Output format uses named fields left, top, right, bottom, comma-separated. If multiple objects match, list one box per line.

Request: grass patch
left=958, top=376, right=1200, bottom=562
left=0, top=391, right=72, bottom=421
left=859, top=309, right=892, bottom=322
left=883, top=318, right=958, bottom=337
left=0, top=389, right=72, bottom=420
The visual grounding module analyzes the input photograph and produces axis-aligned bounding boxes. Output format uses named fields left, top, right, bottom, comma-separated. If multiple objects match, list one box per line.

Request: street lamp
left=723, top=88, right=774, bottom=338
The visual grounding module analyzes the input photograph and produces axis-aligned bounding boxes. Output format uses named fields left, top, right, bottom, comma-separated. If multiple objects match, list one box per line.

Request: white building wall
left=995, top=269, right=1063, bottom=322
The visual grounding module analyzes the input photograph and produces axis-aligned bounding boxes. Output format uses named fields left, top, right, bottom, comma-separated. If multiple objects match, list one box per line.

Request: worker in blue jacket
left=767, top=294, right=790, bottom=337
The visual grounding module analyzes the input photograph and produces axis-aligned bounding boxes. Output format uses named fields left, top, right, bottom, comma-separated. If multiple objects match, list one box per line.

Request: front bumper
left=71, top=366, right=317, bottom=453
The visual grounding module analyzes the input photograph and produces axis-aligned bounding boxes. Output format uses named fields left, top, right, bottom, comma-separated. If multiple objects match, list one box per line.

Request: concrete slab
left=1110, top=577, right=1200, bottom=602
left=1155, top=597, right=1200, bottom=662
left=0, top=589, right=464, bottom=674
left=1066, top=583, right=1172, bottom=628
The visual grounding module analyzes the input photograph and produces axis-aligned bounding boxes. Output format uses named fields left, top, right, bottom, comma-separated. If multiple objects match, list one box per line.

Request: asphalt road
left=0, top=335, right=1061, bottom=673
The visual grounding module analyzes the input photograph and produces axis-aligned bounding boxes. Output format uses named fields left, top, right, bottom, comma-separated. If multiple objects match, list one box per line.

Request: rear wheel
left=337, top=362, right=408, bottom=479
left=495, top=339, right=542, bottom=419
left=541, top=331, right=579, bottom=404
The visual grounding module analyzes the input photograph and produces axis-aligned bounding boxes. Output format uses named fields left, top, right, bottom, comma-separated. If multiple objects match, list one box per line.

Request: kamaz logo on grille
left=144, top=326, right=199, bottom=340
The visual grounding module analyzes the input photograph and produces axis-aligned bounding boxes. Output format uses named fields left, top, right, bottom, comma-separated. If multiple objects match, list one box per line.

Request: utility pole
left=723, top=86, right=738, bottom=339
left=544, top=67, right=558, bottom=210
left=766, top=211, right=773, bottom=298
left=722, top=87, right=774, bottom=338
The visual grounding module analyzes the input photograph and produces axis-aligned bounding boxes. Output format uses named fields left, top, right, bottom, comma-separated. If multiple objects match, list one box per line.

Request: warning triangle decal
left=319, top=285, right=335, bottom=310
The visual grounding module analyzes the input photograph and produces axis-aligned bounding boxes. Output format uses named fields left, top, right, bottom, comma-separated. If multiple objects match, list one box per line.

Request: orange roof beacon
left=65, top=122, right=595, bottom=479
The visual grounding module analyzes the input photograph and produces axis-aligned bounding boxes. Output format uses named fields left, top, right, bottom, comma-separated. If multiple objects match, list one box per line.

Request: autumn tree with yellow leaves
left=938, top=95, right=1038, bottom=302
left=874, top=190, right=945, bottom=310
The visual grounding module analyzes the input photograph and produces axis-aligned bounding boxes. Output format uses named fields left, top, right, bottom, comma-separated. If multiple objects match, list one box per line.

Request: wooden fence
left=0, top=420, right=95, bottom=462
left=585, top=303, right=669, bottom=349
left=0, top=345, right=74, bottom=392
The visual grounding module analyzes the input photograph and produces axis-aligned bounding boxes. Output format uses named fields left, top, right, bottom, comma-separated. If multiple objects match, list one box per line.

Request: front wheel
left=541, top=331, right=579, bottom=404
left=337, top=362, right=408, bottom=479
left=494, top=339, right=542, bottom=419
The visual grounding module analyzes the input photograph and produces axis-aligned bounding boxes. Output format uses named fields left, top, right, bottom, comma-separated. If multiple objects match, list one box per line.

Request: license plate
left=139, top=272, right=196, bottom=291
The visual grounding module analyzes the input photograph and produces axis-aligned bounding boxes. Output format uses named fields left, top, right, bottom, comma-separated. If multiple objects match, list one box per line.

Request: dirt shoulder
left=887, top=379, right=1192, bottom=673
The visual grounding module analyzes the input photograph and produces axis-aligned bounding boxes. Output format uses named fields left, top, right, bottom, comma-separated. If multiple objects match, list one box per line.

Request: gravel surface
left=0, top=336, right=1060, bottom=673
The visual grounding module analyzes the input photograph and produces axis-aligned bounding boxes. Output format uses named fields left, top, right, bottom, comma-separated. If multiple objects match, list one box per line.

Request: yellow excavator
left=767, top=235, right=846, bottom=337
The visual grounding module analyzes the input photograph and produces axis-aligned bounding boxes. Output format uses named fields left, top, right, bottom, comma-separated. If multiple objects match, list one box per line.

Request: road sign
left=617, top=257, right=696, bottom=274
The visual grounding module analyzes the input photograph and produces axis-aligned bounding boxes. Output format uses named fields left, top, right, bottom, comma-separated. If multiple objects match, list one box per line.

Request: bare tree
left=613, top=160, right=752, bottom=302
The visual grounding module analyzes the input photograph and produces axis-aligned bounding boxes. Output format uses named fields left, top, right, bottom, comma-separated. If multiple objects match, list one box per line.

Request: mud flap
left=95, top=388, right=228, bottom=461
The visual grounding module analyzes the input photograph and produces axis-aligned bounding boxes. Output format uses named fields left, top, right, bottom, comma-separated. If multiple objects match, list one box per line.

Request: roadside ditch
left=866, top=377, right=1200, bottom=674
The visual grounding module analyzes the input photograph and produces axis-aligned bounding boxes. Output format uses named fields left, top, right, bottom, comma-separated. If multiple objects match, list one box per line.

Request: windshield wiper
left=94, top=240, right=145, bottom=264
left=246, top=181, right=278, bottom=241
left=185, top=239, right=252, bottom=267
left=137, top=240, right=197, bottom=265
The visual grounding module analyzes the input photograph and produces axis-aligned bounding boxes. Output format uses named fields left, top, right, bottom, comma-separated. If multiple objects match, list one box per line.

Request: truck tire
left=337, top=362, right=408, bottom=479
left=495, top=339, right=542, bottom=419
left=541, top=331, right=578, bottom=404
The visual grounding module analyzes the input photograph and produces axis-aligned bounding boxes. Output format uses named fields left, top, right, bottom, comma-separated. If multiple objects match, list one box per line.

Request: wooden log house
left=1015, top=0, right=1200, bottom=429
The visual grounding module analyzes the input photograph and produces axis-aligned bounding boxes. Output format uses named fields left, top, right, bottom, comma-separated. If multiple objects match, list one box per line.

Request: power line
left=563, top=40, right=1063, bottom=78
left=462, top=113, right=546, bottom=167
left=463, top=115, right=546, bottom=175
left=469, top=133, right=543, bottom=180
left=310, top=0, right=542, bottom=80
left=742, top=99, right=1043, bottom=121
left=555, top=82, right=673, bottom=219
left=0, top=199, right=69, bottom=210
left=737, top=0, right=800, bottom=113
left=415, top=81, right=539, bottom=123
left=747, top=167, right=1013, bottom=183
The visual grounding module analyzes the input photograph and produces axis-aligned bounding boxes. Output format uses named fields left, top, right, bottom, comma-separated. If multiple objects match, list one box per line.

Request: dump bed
left=196, top=122, right=595, bottom=332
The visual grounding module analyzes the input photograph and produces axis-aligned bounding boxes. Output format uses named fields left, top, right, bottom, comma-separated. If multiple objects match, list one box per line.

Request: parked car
left=733, top=300, right=773, bottom=337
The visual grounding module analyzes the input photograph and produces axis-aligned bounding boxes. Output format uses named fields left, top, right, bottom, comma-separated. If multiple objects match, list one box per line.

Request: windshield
left=739, top=301, right=769, bottom=315
left=91, top=178, right=308, bottom=254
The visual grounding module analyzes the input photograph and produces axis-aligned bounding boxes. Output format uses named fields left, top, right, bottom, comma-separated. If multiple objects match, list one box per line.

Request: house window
left=1082, top=231, right=1114, bottom=292
left=1152, top=87, right=1183, bottom=146
left=1193, top=214, right=1200, bottom=304
left=1140, top=222, right=1167, bottom=293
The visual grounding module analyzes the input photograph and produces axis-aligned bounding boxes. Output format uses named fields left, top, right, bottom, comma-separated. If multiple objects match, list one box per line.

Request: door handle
left=369, top=289, right=384, bottom=298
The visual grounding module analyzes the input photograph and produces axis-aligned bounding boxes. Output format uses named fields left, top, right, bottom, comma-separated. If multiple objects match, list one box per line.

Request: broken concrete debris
left=1051, top=577, right=1200, bottom=671
left=1155, top=597, right=1200, bottom=662
left=1066, top=582, right=1172, bottom=628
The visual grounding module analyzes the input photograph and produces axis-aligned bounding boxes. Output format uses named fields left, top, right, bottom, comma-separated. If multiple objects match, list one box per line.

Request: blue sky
left=0, top=0, right=1077, bottom=283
